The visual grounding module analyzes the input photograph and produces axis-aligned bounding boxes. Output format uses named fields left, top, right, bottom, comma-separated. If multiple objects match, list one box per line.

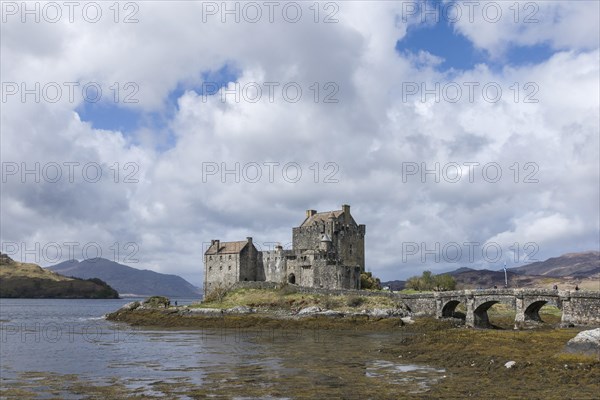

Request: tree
left=405, top=275, right=423, bottom=291
left=433, top=274, right=456, bottom=291
left=405, top=271, right=456, bottom=292
left=360, top=272, right=381, bottom=290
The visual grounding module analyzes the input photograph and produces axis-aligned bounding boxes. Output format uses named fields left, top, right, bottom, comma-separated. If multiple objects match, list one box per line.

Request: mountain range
left=382, top=251, right=599, bottom=291
left=47, top=258, right=201, bottom=298
left=509, top=251, right=599, bottom=278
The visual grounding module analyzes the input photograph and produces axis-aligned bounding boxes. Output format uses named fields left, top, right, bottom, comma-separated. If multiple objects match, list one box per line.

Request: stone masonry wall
left=564, top=291, right=600, bottom=324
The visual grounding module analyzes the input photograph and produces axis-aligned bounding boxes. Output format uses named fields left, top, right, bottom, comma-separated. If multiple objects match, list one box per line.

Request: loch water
left=0, top=298, right=445, bottom=398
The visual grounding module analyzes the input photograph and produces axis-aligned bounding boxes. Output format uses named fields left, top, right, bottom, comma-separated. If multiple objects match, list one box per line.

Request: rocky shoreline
left=106, top=299, right=417, bottom=330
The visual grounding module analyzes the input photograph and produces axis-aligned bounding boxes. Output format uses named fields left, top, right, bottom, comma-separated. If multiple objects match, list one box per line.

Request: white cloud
left=452, top=1, right=600, bottom=59
left=1, top=1, right=598, bottom=284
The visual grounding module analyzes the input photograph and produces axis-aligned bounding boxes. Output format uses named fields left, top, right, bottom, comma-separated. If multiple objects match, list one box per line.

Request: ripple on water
left=366, top=360, right=446, bottom=393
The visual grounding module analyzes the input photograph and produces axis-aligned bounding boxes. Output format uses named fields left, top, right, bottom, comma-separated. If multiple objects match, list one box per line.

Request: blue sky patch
left=76, top=64, right=240, bottom=149
left=397, top=15, right=556, bottom=71
left=77, top=102, right=141, bottom=133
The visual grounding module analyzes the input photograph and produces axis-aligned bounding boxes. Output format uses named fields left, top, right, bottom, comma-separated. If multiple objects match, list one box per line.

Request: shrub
left=279, top=284, right=298, bottom=296
left=346, top=296, right=365, bottom=308
left=204, top=285, right=228, bottom=303
left=324, top=297, right=341, bottom=310
left=360, top=272, right=381, bottom=290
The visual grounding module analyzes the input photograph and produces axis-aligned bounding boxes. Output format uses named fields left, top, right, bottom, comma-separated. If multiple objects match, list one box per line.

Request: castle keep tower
left=203, top=204, right=366, bottom=295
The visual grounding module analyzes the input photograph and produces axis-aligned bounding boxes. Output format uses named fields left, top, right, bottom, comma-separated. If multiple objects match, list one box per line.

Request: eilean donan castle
left=203, top=205, right=366, bottom=295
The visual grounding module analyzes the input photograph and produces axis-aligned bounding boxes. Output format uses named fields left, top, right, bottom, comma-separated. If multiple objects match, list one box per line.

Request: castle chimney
left=306, top=209, right=317, bottom=218
left=342, top=204, right=350, bottom=223
left=246, top=237, right=253, bottom=245
left=213, top=240, right=220, bottom=252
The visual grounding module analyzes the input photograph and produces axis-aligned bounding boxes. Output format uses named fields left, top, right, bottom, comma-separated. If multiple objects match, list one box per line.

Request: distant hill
left=446, top=267, right=476, bottom=276
left=0, top=253, right=118, bottom=298
left=438, top=251, right=600, bottom=290
left=509, top=251, right=600, bottom=278
left=445, top=268, right=534, bottom=289
left=48, top=258, right=201, bottom=297
left=380, top=280, right=406, bottom=291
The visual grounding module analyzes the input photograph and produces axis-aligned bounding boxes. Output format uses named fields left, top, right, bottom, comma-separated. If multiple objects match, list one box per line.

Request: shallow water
left=0, top=299, right=445, bottom=398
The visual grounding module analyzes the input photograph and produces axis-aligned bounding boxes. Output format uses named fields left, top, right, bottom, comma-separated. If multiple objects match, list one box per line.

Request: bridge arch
left=517, top=296, right=562, bottom=326
left=472, top=300, right=500, bottom=328
left=524, top=300, right=546, bottom=322
left=441, top=300, right=464, bottom=318
left=468, top=294, right=516, bottom=328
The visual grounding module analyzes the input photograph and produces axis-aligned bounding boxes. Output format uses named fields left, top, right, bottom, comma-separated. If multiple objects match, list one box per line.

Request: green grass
left=396, top=289, right=434, bottom=294
left=192, top=287, right=405, bottom=312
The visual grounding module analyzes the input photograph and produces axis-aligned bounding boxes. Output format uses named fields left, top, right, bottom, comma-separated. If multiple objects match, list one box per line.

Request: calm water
left=0, top=299, right=445, bottom=398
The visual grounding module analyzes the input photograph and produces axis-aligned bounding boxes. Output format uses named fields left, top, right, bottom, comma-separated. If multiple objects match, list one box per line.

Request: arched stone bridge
left=398, top=289, right=600, bottom=329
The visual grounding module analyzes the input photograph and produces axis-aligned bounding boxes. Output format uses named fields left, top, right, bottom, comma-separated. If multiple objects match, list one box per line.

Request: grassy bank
left=195, top=286, right=404, bottom=312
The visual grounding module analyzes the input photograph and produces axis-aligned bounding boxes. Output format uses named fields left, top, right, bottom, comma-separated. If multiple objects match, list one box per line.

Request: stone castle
left=203, top=204, right=366, bottom=295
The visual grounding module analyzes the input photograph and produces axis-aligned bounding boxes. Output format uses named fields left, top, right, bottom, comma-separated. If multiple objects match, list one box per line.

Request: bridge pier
left=464, top=293, right=476, bottom=328
left=560, top=294, right=573, bottom=327
left=435, top=297, right=443, bottom=319
left=514, top=295, right=526, bottom=329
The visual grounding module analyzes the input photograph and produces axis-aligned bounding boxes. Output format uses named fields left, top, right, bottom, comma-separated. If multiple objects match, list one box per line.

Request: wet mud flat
left=3, top=308, right=598, bottom=400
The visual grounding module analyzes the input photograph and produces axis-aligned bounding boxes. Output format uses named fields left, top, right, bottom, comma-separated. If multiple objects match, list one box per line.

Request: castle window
left=209, top=266, right=212, bottom=271
left=209, top=256, right=212, bottom=260
left=220, top=256, right=222, bottom=261
left=228, top=265, right=231, bottom=271
left=219, top=266, right=223, bottom=271
left=229, top=255, right=232, bottom=260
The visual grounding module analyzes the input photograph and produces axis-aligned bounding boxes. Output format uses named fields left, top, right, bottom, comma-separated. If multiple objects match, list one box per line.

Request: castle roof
left=205, top=240, right=249, bottom=255
left=300, top=210, right=344, bottom=227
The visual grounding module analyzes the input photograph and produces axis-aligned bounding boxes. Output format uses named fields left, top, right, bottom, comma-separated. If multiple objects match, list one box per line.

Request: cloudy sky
left=1, top=1, right=599, bottom=286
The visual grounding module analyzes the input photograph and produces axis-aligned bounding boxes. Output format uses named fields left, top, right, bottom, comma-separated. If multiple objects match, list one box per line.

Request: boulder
left=369, top=308, right=391, bottom=318
left=504, top=361, right=516, bottom=369
left=186, top=307, right=224, bottom=315
left=297, top=306, right=321, bottom=315
left=566, top=328, right=600, bottom=356
left=120, top=301, right=140, bottom=311
left=226, top=305, right=255, bottom=314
